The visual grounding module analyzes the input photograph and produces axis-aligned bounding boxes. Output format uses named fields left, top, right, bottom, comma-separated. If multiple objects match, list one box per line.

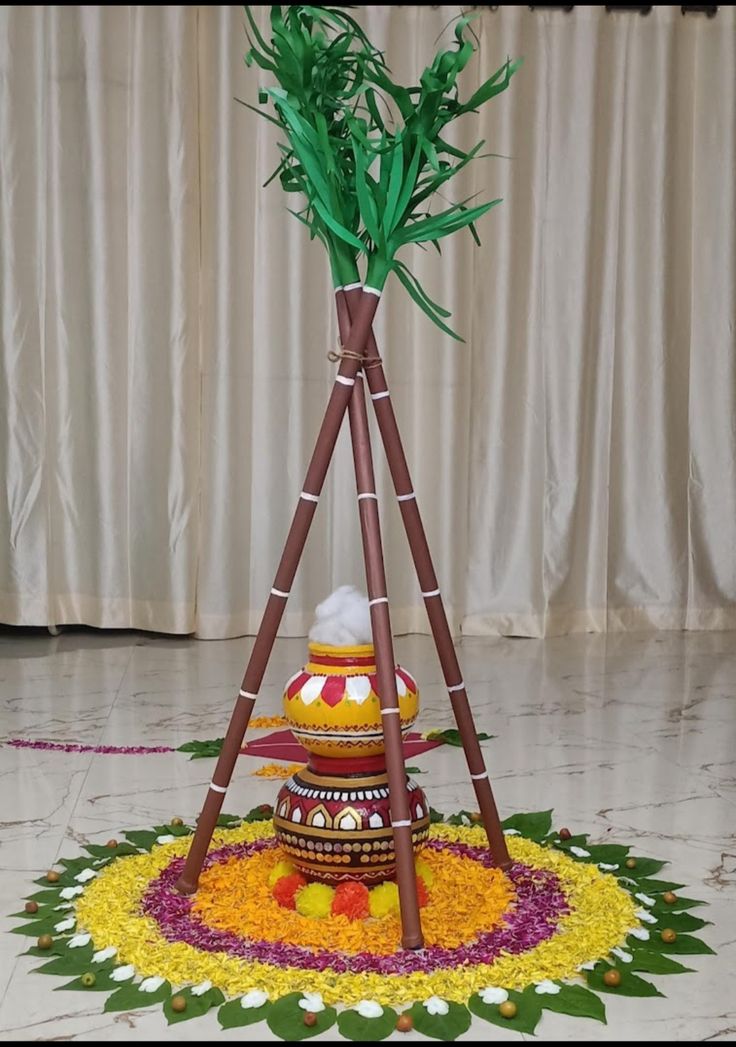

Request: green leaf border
left=10, top=805, right=714, bottom=1040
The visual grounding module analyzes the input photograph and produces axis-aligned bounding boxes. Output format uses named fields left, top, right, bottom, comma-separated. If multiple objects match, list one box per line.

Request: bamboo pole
left=175, top=293, right=381, bottom=894
left=337, top=286, right=511, bottom=870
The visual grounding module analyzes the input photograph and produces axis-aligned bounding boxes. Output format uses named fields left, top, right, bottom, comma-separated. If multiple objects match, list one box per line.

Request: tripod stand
left=175, top=286, right=510, bottom=950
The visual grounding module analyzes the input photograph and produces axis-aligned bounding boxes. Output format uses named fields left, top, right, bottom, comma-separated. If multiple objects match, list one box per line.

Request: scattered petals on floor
left=250, top=763, right=306, bottom=779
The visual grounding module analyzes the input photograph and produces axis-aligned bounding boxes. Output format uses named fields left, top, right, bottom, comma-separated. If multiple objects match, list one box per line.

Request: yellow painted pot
left=283, top=643, right=419, bottom=758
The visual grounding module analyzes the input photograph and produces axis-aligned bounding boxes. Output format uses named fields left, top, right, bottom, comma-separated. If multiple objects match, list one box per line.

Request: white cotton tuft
left=308, top=586, right=373, bottom=646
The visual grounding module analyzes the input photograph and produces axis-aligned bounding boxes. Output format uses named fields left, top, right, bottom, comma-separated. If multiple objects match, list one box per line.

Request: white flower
left=578, top=961, right=597, bottom=971
left=480, top=987, right=509, bottom=1005
left=599, top=863, right=619, bottom=871
left=619, top=876, right=637, bottom=886
left=92, top=946, right=117, bottom=963
left=570, top=847, right=590, bottom=858
left=241, top=989, right=269, bottom=1009
left=156, top=835, right=176, bottom=844
left=74, top=868, right=97, bottom=883
left=54, top=918, right=75, bottom=933
left=423, top=996, right=449, bottom=1016
left=635, top=909, right=658, bottom=925
left=635, top=892, right=656, bottom=907
left=140, top=977, right=166, bottom=993
left=629, top=927, right=650, bottom=942
left=54, top=903, right=72, bottom=911
left=60, top=886, right=84, bottom=900
left=191, top=980, right=213, bottom=996
left=534, top=980, right=561, bottom=995
left=356, top=1000, right=383, bottom=1019
left=503, top=828, right=521, bottom=836
left=611, top=947, right=632, bottom=963
left=68, top=934, right=91, bottom=949
left=110, top=965, right=135, bottom=982
left=299, top=992, right=325, bottom=1014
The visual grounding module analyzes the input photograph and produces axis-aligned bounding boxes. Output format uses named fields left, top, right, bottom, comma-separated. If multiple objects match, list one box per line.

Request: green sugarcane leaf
left=382, top=144, right=405, bottom=235
left=353, top=142, right=381, bottom=243
left=391, top=260, right=452, bottom=317
left=392, top=262, right=463, bottom=341
left=458, top=57, right=523, bottom=114
left=235, top=96, right=286, bottom=132
left=389, top=142, right=423, bottom=235
left=244, top=6, right=277, bottom=60
left=397, top=199, right=502, bottom=247
left=313, top=199, right=366, bottom=252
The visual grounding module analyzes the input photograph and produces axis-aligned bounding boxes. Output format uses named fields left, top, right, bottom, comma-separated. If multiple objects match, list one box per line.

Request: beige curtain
left=1, top=6, right=735, bottom=639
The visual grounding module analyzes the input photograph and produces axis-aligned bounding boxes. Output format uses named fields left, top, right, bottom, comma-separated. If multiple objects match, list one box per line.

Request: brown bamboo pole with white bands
left=338, top=286, right=511, bottom=870
left=340, top=308, right=423, bottom=949
left=175, top=292, right=382, bottom=895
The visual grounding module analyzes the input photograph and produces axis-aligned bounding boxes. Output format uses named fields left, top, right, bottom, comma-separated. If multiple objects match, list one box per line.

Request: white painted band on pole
left=371, top=390, right=390, bottom=400
left=391, top=820, right=411, bottom=828
left=239, top=690, right=257, bottom=700
left=358, top=492, right=378, bottom=501
left=397, top=492, right=416, bottom=502
left=381, top=707, right=400, bottom=716
left=363, top=286, right=382, bottom=297
left=447, top=682, right=465, bottom=692
left=343, top=281, right=363, bottom=291
left=209, top=783, right=227, bottom=794
left=369, top=597, right=389, bottom=606
left=271, top=588, right=290, bottom=598
left=336, top=375, right=355, bottom=387
left=422, top=588, right=441, bottom=598
left=471, top=771, right=489, bottom=781
left=300, top=491, right=319, bottom=503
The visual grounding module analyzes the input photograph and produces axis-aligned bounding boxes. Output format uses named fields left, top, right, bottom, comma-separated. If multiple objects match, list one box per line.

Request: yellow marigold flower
left=267, top=859, right=296, bottom=888
left=414, top=856, right=435, bottom=887
left=368, top=881, right=400, bottom=919
left=294, top=883, right=335, bottom=919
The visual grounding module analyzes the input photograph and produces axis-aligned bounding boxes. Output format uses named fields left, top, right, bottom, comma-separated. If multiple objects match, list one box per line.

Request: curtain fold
left=0, top=5, right=734, bottom=639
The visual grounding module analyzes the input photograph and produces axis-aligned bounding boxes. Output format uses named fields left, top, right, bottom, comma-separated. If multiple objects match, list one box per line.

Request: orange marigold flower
left=272, top=872, right=306, bottom=909
left=416, top=876, right=430, bottom=908
left=332, top=881, right=370, bottom=921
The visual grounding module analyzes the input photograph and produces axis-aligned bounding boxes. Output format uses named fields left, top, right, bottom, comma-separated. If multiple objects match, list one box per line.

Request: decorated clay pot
left=274, top=764, right=429, bottom=885
left=283, top=643, right=419, bottom=759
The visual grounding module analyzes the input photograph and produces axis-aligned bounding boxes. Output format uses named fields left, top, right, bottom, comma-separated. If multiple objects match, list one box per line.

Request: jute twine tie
left=327, top=345, right=383, bottom=369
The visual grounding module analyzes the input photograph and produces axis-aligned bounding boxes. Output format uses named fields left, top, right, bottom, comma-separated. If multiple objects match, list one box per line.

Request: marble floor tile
left=0, top=628, right=733, bottom=1040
